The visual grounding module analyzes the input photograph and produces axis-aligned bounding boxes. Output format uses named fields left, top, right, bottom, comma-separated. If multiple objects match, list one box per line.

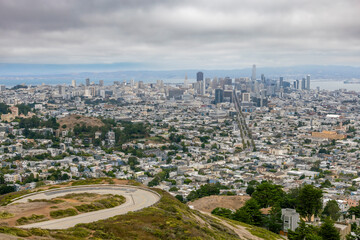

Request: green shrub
left=28, top=198, right=64, bottom=204
left=0, top=211, right=14, bottom=219
left=0, top=226, right=32, bottom=237
left=16, top=214, right=46, bottom=225
left=29, top=228, right=49, bottom=237
left=75, top=203, right=103, bottom=213
left=50, top=208, right=78, bottom=219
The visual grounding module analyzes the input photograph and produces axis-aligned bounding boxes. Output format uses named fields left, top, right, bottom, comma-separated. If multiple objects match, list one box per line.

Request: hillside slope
left=0, top=186, right=283, bottom=240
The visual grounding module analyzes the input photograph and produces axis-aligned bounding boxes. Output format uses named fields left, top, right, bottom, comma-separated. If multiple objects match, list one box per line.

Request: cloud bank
left=0, top=0, right=359, bottom=68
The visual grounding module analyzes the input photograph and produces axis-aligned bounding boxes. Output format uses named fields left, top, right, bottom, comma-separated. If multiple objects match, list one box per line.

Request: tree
left=319, top=217, right=340, bottom=240
left=175, top=195, right=184, bottom=202
left=348, top=202, right=360, bottom=218
left=251, top=181, right=285, bottom=208
left=288, top=220, right=321, bottom=240
left=233, top=198, right=263, bottom=226
left=264, top=205, right=283, bottom=234
left=246, top=185, right=255, bottom=196
left=212, top=207, right=234, bottom=219
left=321, top=179, right=332, bottom=188
left=323, top=200, right=340, bottom=221
left=297, top=185, right=323, bottom=222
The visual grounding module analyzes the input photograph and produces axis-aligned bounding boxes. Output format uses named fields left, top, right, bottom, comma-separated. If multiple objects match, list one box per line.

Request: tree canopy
left=297, top=184, right=323, bottom=222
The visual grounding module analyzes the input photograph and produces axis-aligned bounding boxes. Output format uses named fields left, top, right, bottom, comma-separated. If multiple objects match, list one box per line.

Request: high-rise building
left=184, top=73, right=188, bottom=87
left=224, top=77, right=232, bottom=86
left=261, top=74, right=265, bottom=83
left=306, top=75, right=311, bottom=90
left=90, top=86, right=97, bottom=97
left=58, top=85, right=65, bottom=95
left=197, top=72, right=204, bottom=82
left=301, top=78, right=306, bottom=90
left=71, top=80, right=76, bottom=87
left=0, top=85, right=5, bottom=91
left=279, top=77, right=284, bottom=88
left=100, top=89, right=106, bottom=98
left=296, top=79, right=300, bottom=89
left=85, top=78, right=90, bottom=87
left=242, top=92, right=251, bottom=102
left=251, top=64, right=256, bottom=81
left=214, top=88, right=224, bottom=104
left=99, top=80, right=104, bottom=87
left=201, top=80, right=205, bottom=95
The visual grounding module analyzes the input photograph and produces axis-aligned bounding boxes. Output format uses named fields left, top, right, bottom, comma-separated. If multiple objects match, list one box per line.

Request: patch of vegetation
left=0, top=226, right=31, bottom=237
left=0, top=189, right=31, bottom=206
left=62, top=192, right=99, bottom=200
left=50, top=208, right=78, bottom=219
left=28, top=198, right=65, bottom=204
left=71, top=177, right=114, bottom=186
left=63, top=189, right=240, bottom=240
left=16, top=214, right=47, bottom=225
left=0, top=211, right=14, bottom=219
left=75, top=195, right=126, bottom=212
left=229, top=219, right=282, bottom=240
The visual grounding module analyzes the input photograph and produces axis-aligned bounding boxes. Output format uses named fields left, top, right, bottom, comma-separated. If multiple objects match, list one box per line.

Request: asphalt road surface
left=13, top=185, right=160, bottom=229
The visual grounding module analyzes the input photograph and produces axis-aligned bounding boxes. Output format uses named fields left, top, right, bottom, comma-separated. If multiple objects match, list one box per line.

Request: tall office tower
left=130, top=79, right=135, bottom=87
left=200, top=80, right=205, bottom=95
left=242, top=92, right=251, bottom=102
left=261, top=74, right=265, bottom=83
left=296, top=79, right=300, bottom=89
left=99, top=80, right=104, bottom=87
left=306, top=75, right=311, bottom=90
left=197, top=72, right=204, bottom=82
left=205, top=78, right=211, bottom=88
left=214, top=88, right=224, bottom=104
left=71, top=80, right=76, bottom=87
left=293, top=81, right=297, bottom=89
left=0, top=85, right=5, bottom=91
left=58, top=85, right=66, bottom=95
left=85, top=78, right=90, bottom=87
left=251, top=64, right=256, bottom=81
left=90, top=86, right=97, bottom=97
left=184, top=73, right=188, bottom=87
left=301, top=78, right=306, bottom=90
left=100, top=89, right=106, bottom=98
left=224, top=77, right=232, bottom=86
left=279, top=77, right=284, bottom=88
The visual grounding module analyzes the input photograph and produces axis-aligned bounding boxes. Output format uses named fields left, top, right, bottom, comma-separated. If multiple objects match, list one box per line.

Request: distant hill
left=0, top=64, right=360, bottom=86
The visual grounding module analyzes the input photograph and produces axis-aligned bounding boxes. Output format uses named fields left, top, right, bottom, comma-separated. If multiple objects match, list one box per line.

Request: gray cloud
left=0, top=0, right=359, bottom=68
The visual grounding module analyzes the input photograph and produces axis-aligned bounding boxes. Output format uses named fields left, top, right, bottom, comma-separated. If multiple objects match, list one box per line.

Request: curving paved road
left=12, top=185, right=160, bottom=229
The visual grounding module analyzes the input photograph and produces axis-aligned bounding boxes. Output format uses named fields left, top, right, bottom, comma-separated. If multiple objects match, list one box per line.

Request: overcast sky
left=0, top=0, right=359, bottom=69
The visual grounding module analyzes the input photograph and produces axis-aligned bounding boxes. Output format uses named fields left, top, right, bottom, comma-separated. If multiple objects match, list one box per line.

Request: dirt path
left=201, top=211, right=263, bottom=240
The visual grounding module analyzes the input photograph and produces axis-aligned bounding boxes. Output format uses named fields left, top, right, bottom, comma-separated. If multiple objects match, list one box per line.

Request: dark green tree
left=211, top=207, right=234, bottom=219
left=319, top=217, right=340, bottom=240
left=246, top=185, right=255, bottom=196
left=251, top=181, right=285, bottom=208
left=288, top=220, right=321, bottom=240
left=264, top=205, right=283, bottom=234
left=323, top=200, right=340, bottom=221
left=233, top=198, right=263, bottom=226
left=297, top=185, right=323, bottom=222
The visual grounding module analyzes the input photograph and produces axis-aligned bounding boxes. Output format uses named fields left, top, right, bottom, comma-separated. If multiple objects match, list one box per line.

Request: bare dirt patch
left=188, top=195, right=251, bottom=213
left=57, top=114, right=104, bottom=130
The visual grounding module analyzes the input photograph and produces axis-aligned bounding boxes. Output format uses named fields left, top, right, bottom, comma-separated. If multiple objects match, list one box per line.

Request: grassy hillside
left=0, top=186, right=283, bottom=240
